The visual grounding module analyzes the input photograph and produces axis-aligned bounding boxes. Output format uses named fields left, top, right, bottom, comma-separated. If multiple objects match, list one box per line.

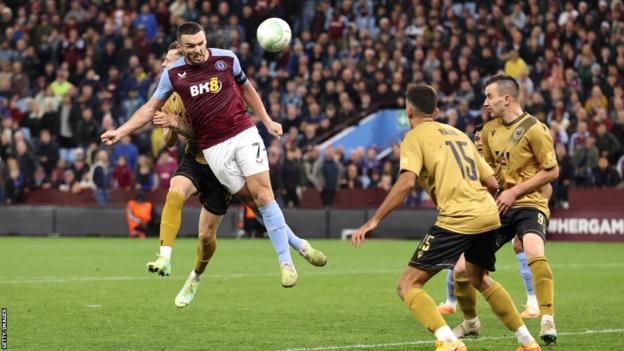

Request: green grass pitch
left=1, top=237, right=623, bottom=350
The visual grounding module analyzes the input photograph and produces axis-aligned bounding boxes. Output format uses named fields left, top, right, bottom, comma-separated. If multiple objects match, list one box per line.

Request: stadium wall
left=0, top=206, right=437, bottom=239
left=2, top=189, right=624, bottom=241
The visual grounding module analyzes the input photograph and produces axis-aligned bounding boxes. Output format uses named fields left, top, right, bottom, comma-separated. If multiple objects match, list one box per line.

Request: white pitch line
left=277, top=328, right=624, bottom=351
left=1, top=262, right=622, bottom=285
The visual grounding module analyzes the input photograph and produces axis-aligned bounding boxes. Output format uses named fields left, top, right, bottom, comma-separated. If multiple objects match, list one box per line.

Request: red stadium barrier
left=548, top=188, right=624, bottom=241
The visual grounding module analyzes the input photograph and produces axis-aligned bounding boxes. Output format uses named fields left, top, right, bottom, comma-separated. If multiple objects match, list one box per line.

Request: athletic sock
left=403, top=288, right=449, bottom=336
left=516, top=252, right=535, bottom=297
left=258, top=201, right=293, bottom=264
left=253, top=207, right=303, bottom=251
left=446, top=269, right=457, bottom=303
left=194, top=236, right=216, bottom=275
left=454, top=272, right=477, bottom=320
left=159, top=191, right=185, bottom=247
left=482, top=281, right=524, bottom=331
left=528, top=256, right=555, bottom=315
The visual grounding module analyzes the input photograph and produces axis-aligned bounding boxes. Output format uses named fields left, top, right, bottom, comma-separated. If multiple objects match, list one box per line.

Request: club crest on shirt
left=512, top=127, right=524, bottom=143
left=177, top=71, right=187, bottom=79
left=215, top=60, right=226, bottom=71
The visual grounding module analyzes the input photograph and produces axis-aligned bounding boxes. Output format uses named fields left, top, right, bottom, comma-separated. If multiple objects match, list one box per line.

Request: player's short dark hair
left=485, top=74, right=520, bottom=99
left=168, top=41, right=180, bottom=50
left=474, top=123, right=484, bottom=133
left=405, top=83, right=437, bottom=115
left=176, top=22, right=204, bottom=40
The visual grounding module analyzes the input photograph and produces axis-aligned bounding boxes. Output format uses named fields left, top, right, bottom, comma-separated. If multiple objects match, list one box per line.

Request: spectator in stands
left=592, top=157, right=622, bottom=188
left=91, top=150, right=111, bottom=206
left=49, top=159, right=66, bottom=187
left=48, top=69, right=73, bottom=97
left=362, top=145, right=381, bottom=178
left=0, top=127, right=12, bottom=161
left=15, top=140, right=38, bottom=186
left=282, top=147, right=303, bottom=207
left=313, top=145, right=343, bottom=207
left=57, top=169, right=81, bottom=193
left=113, top=155, right=134, bottom=191
left=154, top=150, right=177, bottom=190
left=0, top=159, right=4, bottom=201
left=32, top=165, right=52, bottom=190
left=594, top=123, right=621, bottom=163
left=268, top=145, right=285, bottom=205
left=573, top=136, right=600, bottom=186
left=135, top=154, right=158, bottom=193
left=70, top=150, right=89, bottom=183
left=552, top=143, right=574, bottom=209
left=569, top=121, right=591, bottom=155
left=3, top=157, right=25, bottom=204
left=112, top=136, right=138, bottom=172
left=74, top=108, right=100, bottom=148
left=34, top=129, right=59, bottom=175
left=341, top=163, right=363, bottom=190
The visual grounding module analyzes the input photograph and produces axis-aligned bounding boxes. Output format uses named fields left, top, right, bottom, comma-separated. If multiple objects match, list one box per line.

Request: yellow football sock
left=482, top=281, right=523, bottom=331
left=403, top=288, right=447, bottom=333
left=454, top=272, right=477, bottom=320
left=194, top=236, right=217, bottom=275
left=159, top=191, right=185, bottom=247
left=528, top=256, right=554, bottom=315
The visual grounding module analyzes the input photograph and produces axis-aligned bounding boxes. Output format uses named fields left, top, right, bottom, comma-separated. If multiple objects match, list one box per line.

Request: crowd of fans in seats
left=0, top=0, right=623, bottom=207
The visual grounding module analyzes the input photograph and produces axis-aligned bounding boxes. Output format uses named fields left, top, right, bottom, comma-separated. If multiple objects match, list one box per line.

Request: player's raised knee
left=252, top=185, right=275, bottom=207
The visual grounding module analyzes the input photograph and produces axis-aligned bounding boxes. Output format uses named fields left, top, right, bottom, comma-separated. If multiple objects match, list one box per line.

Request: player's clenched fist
left=101, top=129, right=121, bottom=145
left=264, top=120, right=283, bottom=137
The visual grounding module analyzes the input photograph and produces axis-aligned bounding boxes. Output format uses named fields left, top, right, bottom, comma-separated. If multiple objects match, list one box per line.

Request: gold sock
left=454, top=272, right=477, bottom=320
left=528, top=256, right=554, bottom=315
left=194, top=236, right=217, bottom=274
left=403, top=288, right=447, bottom=333
left=159, top=191, right=185, bottom=247
left=482, top=281, right=523, bottom=331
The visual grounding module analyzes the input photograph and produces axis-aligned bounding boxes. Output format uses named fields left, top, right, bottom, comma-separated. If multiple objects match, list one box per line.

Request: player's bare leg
left=243, top=171, right=297, bottom=287
left=513, top=236, right=539, bottom=318
left=237, top=185, right=326, bottom=266
left=523, top=233, right=557, bottom=345
left=175, top=208, right=221, bottom=308
left=147, top=175, right=197, bottom=276
left=465, top=262, right=541, bottom=350
left=398, top=266, right=467, bottom=351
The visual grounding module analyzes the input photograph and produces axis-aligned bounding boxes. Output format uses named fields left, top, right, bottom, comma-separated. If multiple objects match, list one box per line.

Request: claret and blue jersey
left=152, top=48, right=253, bottom=150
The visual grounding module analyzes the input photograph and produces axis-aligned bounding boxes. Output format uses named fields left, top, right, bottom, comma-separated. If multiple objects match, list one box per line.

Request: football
left=256, top=17, right=292, bottom=52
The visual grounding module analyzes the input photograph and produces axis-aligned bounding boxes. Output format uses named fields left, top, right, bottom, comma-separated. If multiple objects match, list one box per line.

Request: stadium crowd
left=0, top=0, right=623, bottom=207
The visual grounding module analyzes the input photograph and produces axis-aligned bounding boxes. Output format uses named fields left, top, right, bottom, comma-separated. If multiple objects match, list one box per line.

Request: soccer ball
left=256, top=17, right=292, bottom=52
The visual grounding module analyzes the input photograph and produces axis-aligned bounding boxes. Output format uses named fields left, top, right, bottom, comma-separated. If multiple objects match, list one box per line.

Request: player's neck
left=410, top=116, right=434, bottom=128
left=501, top=104, right=526, bottom=124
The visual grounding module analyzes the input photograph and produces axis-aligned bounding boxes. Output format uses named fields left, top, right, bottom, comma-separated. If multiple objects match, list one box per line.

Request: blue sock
left=258, top=201, right=293, bottom=264
left=253, top=207, right=303, bottom=251
left=516, top=252, right=535, bottom=296
left=446, top=269, right=456, bottom=303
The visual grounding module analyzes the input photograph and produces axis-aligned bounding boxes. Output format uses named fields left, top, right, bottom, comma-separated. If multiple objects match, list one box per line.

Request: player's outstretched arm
left=101, top=98, right=165, bottom=145
left=352, top=171, right=417, bottom=247
left=239, top=81, right=282, bottom=137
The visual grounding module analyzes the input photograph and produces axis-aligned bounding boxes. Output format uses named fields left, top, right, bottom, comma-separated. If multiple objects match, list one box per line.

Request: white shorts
left=202, top=127, right=269, bottom=194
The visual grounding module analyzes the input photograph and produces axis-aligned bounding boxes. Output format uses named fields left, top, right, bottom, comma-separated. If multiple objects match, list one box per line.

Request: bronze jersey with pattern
left=481, top=112, right=557, bottom=217
left=400, top=121, right=500, bottom=234
left=162, top=93, right=207, bottom=165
